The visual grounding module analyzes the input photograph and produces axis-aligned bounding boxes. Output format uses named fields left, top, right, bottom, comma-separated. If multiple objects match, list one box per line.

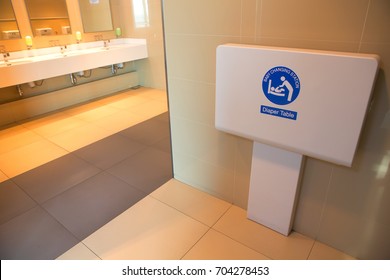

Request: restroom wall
left=163, top=0, right=390, bottom=259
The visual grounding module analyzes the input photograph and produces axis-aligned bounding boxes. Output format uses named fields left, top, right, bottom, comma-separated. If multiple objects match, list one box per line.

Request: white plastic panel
left=248, top=142, right=303, bottom=236
left=216, top=44, right=379, bottom=166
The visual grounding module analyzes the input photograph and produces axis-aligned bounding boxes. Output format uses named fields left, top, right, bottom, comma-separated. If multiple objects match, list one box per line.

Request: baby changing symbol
left=262, top=66, right=301, bottom=105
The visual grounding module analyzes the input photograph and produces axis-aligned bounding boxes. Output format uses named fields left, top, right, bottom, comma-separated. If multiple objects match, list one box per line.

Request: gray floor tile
left=152, top=136, right=172, bottom=153
left=42, top=172, right=146, bottom=240
left=154, top=112, right=170, bottom=123
left=119, top=116, right=171, bottom=146
left=74, top=133, right=147, bottom=170
left=0, top=206, right=78, bottom=260
left=0, top=180, right=37, bottom=225
left=107, top=147, right=173, bottom=194
left=13, top=154, right=101, bottom=203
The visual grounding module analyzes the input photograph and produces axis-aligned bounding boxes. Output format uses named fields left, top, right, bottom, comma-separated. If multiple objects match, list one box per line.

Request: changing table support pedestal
left=247, top=142, right=304, bottom=236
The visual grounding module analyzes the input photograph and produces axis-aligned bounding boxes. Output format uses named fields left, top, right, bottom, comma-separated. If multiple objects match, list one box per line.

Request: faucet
left=103, top=40, right=110, bottom=49
left=69, top=73, right=77, bottom=85
left=60, top=45, right=67, bottom=56
left=16, top=85, right=23, bottom=96
left=1, top=46, right=11, bottom=66
left=111, top=64, right=118, bottom=74
left=111, top=63, right=124, bottom=74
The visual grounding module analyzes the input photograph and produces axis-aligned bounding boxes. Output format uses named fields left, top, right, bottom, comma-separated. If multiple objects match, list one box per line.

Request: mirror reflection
left=0, top=0, right=21, bottom=40
left=25, top=0, right=71, bottom=36
left=132, top=0, right=150, bottom=28
left=79, top=0, right=113, bottom=33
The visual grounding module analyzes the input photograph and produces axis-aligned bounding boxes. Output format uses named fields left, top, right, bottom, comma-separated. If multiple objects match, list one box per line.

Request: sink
left=0, top=38, right=148, bottom=88
left=0, top=58, right=35, bottom=67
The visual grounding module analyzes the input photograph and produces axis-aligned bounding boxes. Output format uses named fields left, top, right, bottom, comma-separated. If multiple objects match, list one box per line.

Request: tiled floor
left=57, top=179, right=356, bottom=260
left=0, top=87, right=355, bottom=260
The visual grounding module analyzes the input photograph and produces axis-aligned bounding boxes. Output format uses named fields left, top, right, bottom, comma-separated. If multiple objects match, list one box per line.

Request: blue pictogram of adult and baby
left=262, top=66, right=301, bottom=106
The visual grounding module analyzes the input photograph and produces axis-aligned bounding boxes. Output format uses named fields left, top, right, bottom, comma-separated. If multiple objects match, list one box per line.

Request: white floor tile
left=94, top=91, right=132, bottom=105
left=125, top=87, right=164, bottom=100
left=0, top=125, right=43, bottom=155
left=71, top=105, right=120, bottom=123
left=48, top=123, right=113, bottom=152
left=137, top=88, right=167, bottom=100
left=61, top=100, right=109, bottom=117
left=183, top=229, right=270, bottom=260
left=130, top=100, right=168, bottom=119
left=83, top=196, right=209, bottom=260
left=213, top=206, right=314, bottom=260
left=56, top=243, right=101, bottom=260
left=151, top=179, right=231, bottom=226
left=308, top=241, right=356, bottom=260
left=105, top=94, right=151, bottom=110
left=0, top=139, right=68, bottom=177
left=0, top=170, right=8, bottom=183
left=22, top=114, right=88, bottom=138
left=92, top=110, right=149, bottom=134
left=19, top=112, right=69, bottom=128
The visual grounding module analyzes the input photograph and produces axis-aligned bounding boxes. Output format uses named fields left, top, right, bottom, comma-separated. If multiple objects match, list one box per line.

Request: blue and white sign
left=216, top=44, right=379, bottom=167
left=262, top=66, right=300, bottom=105
left=261, top=105, right=297, bottom=120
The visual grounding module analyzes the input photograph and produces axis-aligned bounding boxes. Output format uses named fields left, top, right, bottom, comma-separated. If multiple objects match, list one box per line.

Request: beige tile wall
left=163, top=0, right=390, bottom=259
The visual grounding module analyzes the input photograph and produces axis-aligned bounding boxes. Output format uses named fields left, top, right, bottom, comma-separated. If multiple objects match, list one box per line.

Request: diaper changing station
left=215, top=44, right=379, bottom=235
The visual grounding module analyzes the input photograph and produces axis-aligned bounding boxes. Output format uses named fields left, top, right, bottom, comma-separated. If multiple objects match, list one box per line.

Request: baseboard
left=0, top=72, right=139, bottom=127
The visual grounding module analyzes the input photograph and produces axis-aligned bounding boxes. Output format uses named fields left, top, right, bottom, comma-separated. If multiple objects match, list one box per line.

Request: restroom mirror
left=25, top=0, right=71, bottom=36
left=0, top=0, right=21, bottom=40
left=78, top=0, right=113, bottom=33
